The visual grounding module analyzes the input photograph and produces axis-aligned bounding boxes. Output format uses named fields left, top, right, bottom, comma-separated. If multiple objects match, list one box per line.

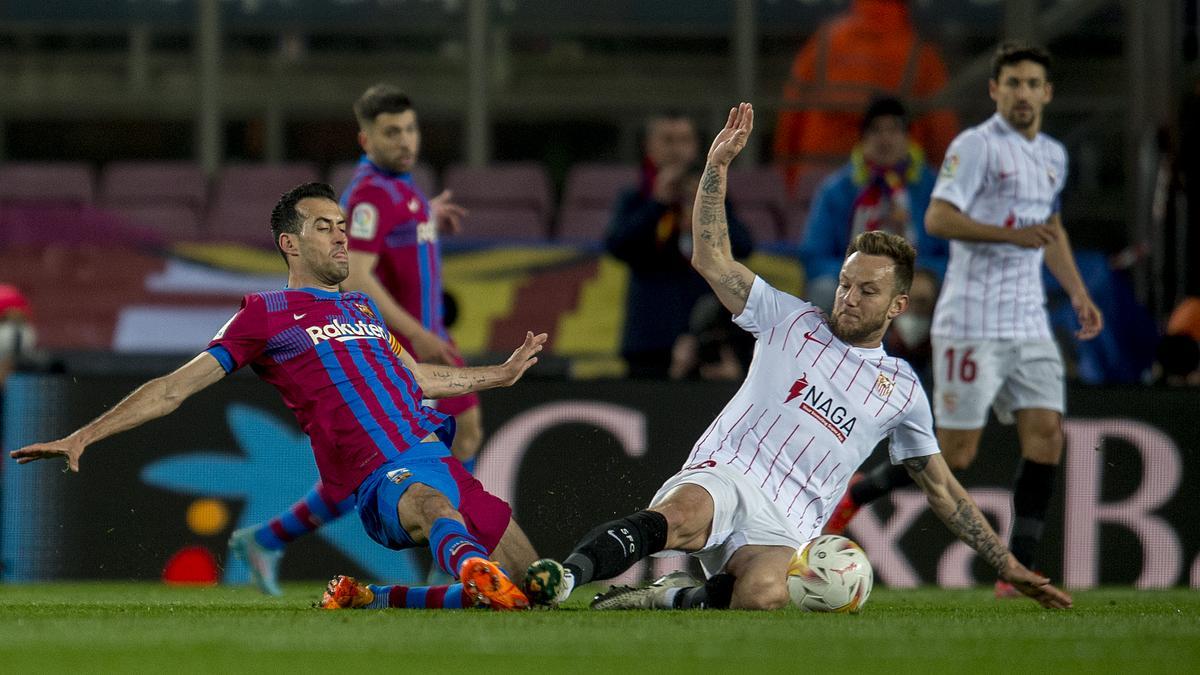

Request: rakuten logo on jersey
left=305, top=318, right=387, bottom=345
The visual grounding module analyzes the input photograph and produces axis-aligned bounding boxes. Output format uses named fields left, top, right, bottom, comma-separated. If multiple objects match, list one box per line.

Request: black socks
left=1010, top=458, right=1055, bottom=569
left=672, top=574, right=735, bottom=609
left=562, top=510, right=670, bottom=585
left=849, top=462, right=915, bottom=506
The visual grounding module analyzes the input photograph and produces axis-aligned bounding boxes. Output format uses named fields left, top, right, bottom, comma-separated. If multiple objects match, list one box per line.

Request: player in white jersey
left=521, top=103, right=1070, bottom=611
left=823, top=44, right=1103, bottom=597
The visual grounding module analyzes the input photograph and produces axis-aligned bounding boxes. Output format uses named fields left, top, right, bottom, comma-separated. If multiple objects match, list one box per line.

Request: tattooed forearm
left=945, top=497, right=1010, bottom=571
left=902, top=455, right=930, bottom=474
left=719, top=271, right=752, bottom=300
left=700, top=166, right=721, bottom=195
left=418, top=364, right=510, bottom=398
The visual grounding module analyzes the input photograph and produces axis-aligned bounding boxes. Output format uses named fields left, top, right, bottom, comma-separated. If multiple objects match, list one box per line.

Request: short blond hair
left=845, top=231, right=916, bottom=295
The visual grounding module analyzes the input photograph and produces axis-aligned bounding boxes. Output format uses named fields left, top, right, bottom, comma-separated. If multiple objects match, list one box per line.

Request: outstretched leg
left=524, top=483, right=714, bottom=606
left=229, top=481, right=354, bottom=596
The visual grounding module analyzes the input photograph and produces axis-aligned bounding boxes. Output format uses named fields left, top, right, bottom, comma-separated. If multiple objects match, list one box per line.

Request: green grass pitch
left=1, top=583, right=1196, bottom=673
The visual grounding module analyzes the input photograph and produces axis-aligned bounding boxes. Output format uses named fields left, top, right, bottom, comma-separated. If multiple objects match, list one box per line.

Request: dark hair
left=861, top=96, right=908, bottom=134
left=991, top=42, right=1053, bottom=81
left=270, top=182, right=337, bottom=263
left=845, top=231, right=916, bottom=295
left=353, top=84, right=414, bottom=127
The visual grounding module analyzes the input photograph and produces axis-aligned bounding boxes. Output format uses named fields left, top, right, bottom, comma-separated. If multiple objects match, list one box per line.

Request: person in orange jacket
left=774, top=0, right=959, bottom=196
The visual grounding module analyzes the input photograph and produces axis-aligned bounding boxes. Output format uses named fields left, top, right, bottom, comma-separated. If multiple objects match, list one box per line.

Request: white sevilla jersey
left=930, top=113, right=1068, bottom=341
left=683, top=277, right=940, bottom=543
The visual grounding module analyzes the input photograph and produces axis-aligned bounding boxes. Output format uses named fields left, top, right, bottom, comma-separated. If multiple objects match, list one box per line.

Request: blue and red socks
left=253, top=482, right=355, bottom=551
left=429, top=517, right=489, bottom=578
left=365, top=583, right=469, bottom=609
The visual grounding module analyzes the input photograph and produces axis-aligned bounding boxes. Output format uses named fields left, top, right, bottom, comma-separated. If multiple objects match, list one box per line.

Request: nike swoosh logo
left=803, top=330, right=823, bottom=343
left=293, top=313, right=306, bottom=320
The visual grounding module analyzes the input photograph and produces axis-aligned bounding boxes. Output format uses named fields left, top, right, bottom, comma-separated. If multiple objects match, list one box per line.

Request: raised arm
left=902, top=452, right=1073, bottom=609
left=9, top=352, right=227, bottom=472
left=691, top=103, right=758, bottom=316
left=395, top=330, right=547, bottom=399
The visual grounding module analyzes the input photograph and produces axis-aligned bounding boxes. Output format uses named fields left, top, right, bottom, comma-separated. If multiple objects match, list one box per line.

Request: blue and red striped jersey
left=206, top=287, right=448, bottom=500
left=341, top=157, right=447, bottom=354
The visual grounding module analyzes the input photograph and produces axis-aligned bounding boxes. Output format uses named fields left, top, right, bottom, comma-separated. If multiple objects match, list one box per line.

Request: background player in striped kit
left=523, top=103, right=1070, bottom=612
left=12, top=183, right=546, bottom=611
left=228, top=86, right=481, bottom=594
left=823, top=44, right=1103, bottom=598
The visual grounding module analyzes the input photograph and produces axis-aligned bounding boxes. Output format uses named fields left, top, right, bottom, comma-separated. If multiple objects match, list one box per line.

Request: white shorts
left=648, top=463, right=804, bottom=578
left=931, top=338, right=1065, bottom=429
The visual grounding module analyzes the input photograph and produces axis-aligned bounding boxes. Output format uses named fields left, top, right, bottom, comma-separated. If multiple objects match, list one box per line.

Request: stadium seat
left=206, top=163, right=321, bottom=244
left=0, top=162, right=94, bottom=204
left=213, top=163, right=321, bottom=204
left=443, top=162, right=554, bottom=232
left=457, top=206, right=548, bottom=241
left=110, top=204, right=202, bottom=239
left=728, top=166, right=789, bottom=243
left=557, top=163, right=637, bottom=241
left=100, top=161, right=208, bottom=212
left=328, top=160, right=438, bottom=199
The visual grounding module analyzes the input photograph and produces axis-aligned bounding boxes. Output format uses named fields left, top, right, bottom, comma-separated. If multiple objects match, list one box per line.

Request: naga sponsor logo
left=785, top=373, right=810, bottom=404
left=792, top=382, right=857, bottom=443
left=305, top=317, right=387, bottom=344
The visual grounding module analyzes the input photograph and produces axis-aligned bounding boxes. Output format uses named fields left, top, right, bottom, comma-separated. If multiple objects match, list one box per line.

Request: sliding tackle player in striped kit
left=523, top=103, right=1070, bottom=611
left=12, top=183, right=546, bottom=611
left=823, top=44, right=1102, bottom=599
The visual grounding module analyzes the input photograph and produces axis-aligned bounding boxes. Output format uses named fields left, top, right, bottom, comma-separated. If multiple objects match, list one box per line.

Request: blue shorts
left=355, top=441, right=512, bottom=552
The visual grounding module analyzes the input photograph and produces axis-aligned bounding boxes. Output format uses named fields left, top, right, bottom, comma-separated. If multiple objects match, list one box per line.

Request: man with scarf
left=606, top=112, right=753, bottom=378
left=799, top=97, right=948, bottom=314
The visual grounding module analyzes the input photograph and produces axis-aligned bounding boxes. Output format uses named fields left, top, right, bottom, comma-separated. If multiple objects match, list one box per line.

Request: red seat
left=457, top=206, right=548, bottom=241
left=728, top=166, right=789, bottom=243
left=111, top=204, right=202, bottom=240
left=206, top=164, right=321, bottom=244
left=213, top=163, right=321, bottom=203
left=100, top=161, right=207, bottom=211
left=557, top=206, right=614, bottom=243
left=0, top=162, right=94, bottom=204
left=443, top=162, right=553, bottom=234
left=557, top=163, right=637, bottom=241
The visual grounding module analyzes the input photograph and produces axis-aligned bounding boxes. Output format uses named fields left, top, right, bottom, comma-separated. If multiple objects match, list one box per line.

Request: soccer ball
left=787, top=534, right=873, bottom=613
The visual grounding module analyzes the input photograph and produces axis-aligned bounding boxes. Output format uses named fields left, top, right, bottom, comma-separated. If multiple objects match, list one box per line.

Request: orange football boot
left=459, top=558, right=530, bottom=611
left=319, top=575, right=375, bottom=609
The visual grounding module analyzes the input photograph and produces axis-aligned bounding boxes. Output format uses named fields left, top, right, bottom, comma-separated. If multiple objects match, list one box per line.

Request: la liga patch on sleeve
left=350, top=202, right=379, bottom=240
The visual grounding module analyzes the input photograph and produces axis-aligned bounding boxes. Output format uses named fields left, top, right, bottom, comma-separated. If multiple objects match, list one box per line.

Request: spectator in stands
left=798, top=97, right=947, bottom=312
left=773, top=0, right=959, bottom=195
left=1167, top=296, right=1200, bottom=341
left=0, top=284, right=36, bottom=387
left=668, top=294, right=756, bottom=382
left=606, top=113, right=753, bottom=378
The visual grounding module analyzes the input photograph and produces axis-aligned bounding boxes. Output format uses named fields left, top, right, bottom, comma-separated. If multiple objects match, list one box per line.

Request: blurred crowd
left=0, top=0, right=1192, bottom=389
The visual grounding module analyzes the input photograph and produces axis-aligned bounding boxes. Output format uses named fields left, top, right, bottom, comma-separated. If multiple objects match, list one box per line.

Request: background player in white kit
left=522, top=103, right=1071, bottom=611
left=823, top=44, right=1103, bottom=598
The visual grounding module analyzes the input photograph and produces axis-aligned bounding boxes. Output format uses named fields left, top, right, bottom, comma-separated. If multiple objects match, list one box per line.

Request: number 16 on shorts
left=931, top=339, right=1066, bottom=429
